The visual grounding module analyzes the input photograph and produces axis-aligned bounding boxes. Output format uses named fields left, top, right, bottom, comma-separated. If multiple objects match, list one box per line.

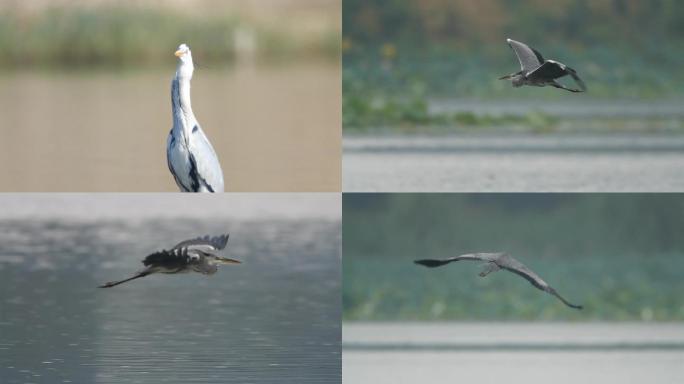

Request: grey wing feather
left=527, top=61, right=568, bottom=80
left=415, top=252, right=504, bottom=267
left=173, top=234, right=230, bottom=251
left=499, top=255, right=583, bottom=309
left=189, top=126, right=224, bottom=192
left=507, top=39, right=543, bottom=73
left=568, top=69, right=587, bottom=92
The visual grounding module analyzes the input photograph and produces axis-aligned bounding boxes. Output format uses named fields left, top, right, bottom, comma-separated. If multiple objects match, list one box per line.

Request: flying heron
left=500, top=38, right=586, bottom=93
left=99, top=234, right=240, bottom=288
left=167, top=43, right=225, bottom=192
left=415, top=253, right=583, bottom=309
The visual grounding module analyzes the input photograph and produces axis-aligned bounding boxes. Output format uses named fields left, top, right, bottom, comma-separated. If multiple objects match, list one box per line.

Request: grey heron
left=415, top=253, right=583, bottom=309
left=167, top=43, right=224, bottom=192
left=99, top=234, right=239, bottom=288
left=500, top=38, right=587, bottom=93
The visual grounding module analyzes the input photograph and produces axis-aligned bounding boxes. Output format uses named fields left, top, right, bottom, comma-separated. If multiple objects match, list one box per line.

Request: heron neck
left=176, top=71, right=194, bottom=117
left=172, top=69, right=195, bottom=140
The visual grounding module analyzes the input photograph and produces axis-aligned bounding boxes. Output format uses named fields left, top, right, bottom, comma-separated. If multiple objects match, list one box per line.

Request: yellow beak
left=174, top=50, right=184, bottom=57
left=217, top=257, right=241, bottom=265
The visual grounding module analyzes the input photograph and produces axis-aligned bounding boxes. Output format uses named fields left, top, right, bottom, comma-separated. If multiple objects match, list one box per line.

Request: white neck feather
left=172, top=60, right=196, bottom=140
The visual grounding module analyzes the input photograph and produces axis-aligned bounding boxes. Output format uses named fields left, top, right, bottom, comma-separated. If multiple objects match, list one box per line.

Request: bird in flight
left=415, top=252, right=583, bottom=309
left=499, top=38, right=586, bottom=93
left=99, top=234, right=240, bottom=288
left=167, top=43, right=225, bottom=192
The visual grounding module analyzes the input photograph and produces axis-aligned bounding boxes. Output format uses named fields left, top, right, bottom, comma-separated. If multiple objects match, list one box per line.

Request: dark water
left=0, top=219, right=341, bottom=383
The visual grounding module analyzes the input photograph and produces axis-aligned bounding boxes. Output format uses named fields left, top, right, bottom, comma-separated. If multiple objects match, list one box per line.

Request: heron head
left=500, top=73, right=524, bottom=87
left=174, top=43, right=193, bottom=63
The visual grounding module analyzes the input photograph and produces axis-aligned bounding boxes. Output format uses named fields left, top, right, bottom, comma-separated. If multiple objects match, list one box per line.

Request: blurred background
left=0, top=0, right=341, bottom=191
left=342, top=0, right=684, bottom=191
left=343, top=0, right=684, bottom=130
left=0, top=193, right=341, bottom=383
left=343, top=193, right=684, bottom=383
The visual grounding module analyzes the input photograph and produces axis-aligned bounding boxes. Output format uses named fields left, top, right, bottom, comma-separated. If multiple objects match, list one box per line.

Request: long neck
left=171, top=64, right=195, bottom=139
left=177, top=70, right=193, bottom=116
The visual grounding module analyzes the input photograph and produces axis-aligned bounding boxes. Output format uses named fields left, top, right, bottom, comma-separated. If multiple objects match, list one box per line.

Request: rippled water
left=0, top=219, right=341, bottom=383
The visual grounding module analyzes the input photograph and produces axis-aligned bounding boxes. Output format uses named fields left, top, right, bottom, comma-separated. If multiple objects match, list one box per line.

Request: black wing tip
left=414, top=259, right=448, bottom=268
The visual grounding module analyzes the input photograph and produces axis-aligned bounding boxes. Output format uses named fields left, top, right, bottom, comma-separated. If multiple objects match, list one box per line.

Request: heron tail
left=414, top=259, right=452, bottom=268
left=98, top=271, right=151, bottom=288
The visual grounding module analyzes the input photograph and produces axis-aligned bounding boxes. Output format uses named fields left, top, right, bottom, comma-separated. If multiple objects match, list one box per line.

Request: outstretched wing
left=567, top=67, right=587, bottom=92
left=415, top=252, right=504, bottom=268
left=172, top=234, right=230, bottom=251
left=499, top=255, right=583, bottom=310
left=507, top=39, right=544, bottom=74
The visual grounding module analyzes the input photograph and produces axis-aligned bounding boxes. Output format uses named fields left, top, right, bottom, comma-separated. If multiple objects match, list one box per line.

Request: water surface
left=0, top=64, right=341, bottom=192
left=343, top=323, right=684, bottom=384
left=0, top=219, right=341, bottom=383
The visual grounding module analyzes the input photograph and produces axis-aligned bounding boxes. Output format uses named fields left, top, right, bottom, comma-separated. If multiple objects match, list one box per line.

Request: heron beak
left=499, top=74, right=511, bottom=80
left=174, top=50, right=184, bottom=57
left=217, top=257, right=241, bottom=264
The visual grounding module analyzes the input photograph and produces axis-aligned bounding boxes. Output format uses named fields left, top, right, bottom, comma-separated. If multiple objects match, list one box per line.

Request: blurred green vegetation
left=343, top=194, right=684, bottom=321
left=342, top=0, right=684, bottom=129
left=0, top=7, right=339, bottom=68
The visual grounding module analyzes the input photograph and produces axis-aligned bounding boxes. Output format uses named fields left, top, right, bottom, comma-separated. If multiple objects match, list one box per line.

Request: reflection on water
left=0, top=64, right=341, bottom=192
left=0, top=219, right=341, bottom=383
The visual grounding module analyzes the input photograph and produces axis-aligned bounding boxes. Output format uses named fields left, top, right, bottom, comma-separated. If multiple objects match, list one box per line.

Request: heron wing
left=142, top=250, right=188, bottom=268
left=527, top=60, right=569, bottom=81
left=173, top=234, right=230, bottom=251
left=167, top=131, right=193, bottom=192
left=187, top=125, right=224, bottom=192
left=568, top=68, right=587, bottom=92
left=500, top=255, right=583, bottom=309
left=415, top=252, right=503, bottom=268
left=507, top=39, right=544, bottom=73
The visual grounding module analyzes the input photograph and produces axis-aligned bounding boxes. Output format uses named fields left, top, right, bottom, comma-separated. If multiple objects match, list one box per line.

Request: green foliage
left=342, top=0, right=684, bottom=130
left=0, top=7, right=338, bottom=68
left=343, top=194, right=684, bottom=321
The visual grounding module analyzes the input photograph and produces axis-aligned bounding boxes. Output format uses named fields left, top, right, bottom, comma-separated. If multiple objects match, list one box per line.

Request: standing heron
left=167, top=43, right=224, bottom=192
left=99, top=234, right=239, bottom=288
left=415, top=253, right=583, bottom=309
left=500, top=38, right=587, bottom=93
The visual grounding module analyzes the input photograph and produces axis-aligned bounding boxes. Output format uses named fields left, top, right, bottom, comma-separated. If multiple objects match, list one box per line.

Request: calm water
left=344, top=135, right=684, bottom=192
left=0, top=64, right=341, bottom=192
left=344, top=323, right=684, bottom=384
left=0, top=219, right=341, bottom=383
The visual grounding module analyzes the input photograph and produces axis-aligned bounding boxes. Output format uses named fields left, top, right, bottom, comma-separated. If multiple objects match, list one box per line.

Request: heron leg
left=479, top=262, right=500, bottom=277
left=98, top=270, right=152, bottom=288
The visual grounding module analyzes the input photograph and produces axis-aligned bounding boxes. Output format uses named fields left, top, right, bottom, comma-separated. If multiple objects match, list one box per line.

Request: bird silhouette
left=415, top=252, right=583, bottom=309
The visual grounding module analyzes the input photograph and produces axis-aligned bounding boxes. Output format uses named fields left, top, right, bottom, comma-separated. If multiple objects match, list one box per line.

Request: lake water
left=344, top=135, right=684, bottom=192
left=0, top=64, right=341, bottom=192
left=0, top=218, right=341, bottom=383
left=344, top=323, right=684, bottom=384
